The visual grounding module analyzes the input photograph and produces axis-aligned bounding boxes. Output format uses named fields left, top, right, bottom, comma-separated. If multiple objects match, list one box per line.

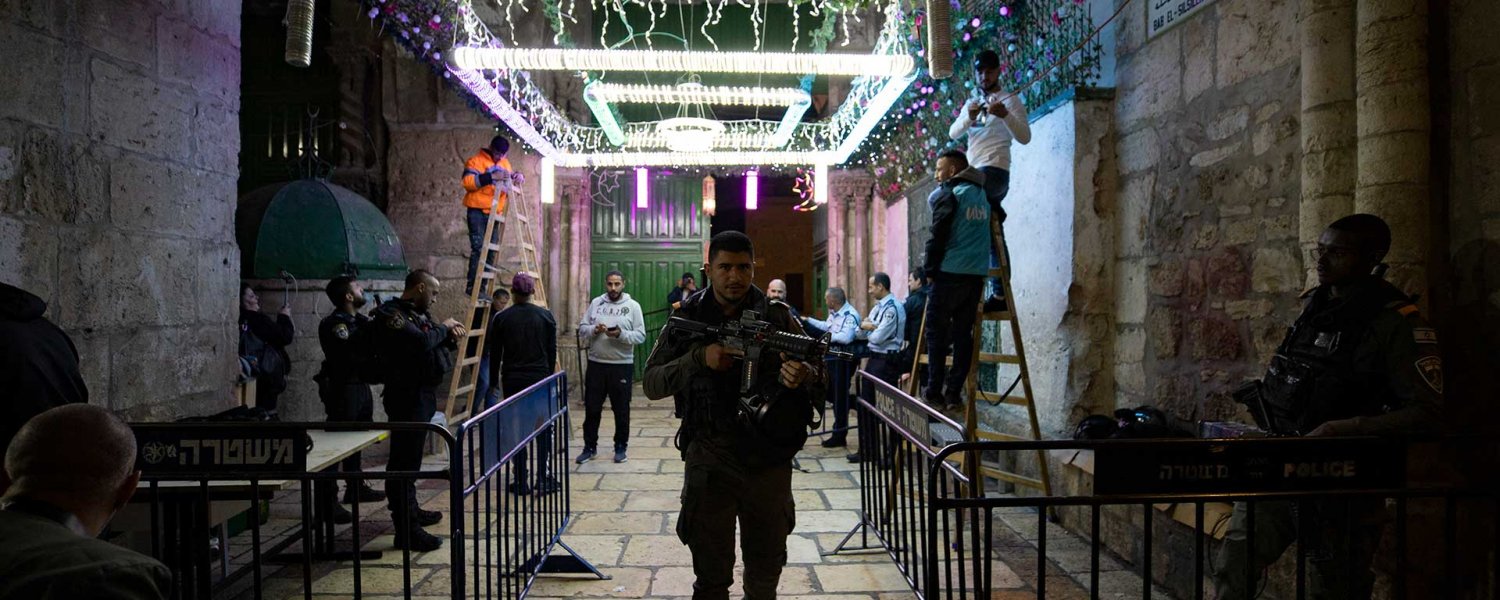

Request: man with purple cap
left=485, top=272, right=561, bottom=495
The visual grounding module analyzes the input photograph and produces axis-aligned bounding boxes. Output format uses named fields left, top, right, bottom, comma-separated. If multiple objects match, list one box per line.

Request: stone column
left=1299, top=0, right=1357, bottom=284
left=1355, top=0, right=1430, bottom=296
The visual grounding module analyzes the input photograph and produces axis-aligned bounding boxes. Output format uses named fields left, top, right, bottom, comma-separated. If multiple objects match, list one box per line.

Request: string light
left=745, top=170, right=759, bottom=210
left=658, top=117, right=725, bottom=153
left=451, top=47, right=916, bottom=77
left=585, top=82, right=812, bottom=107
left=702, top=175, right=717, bottom=216
left=814, top=162, right=829, bottom=205
left=556, top=151, right=836, bottom=168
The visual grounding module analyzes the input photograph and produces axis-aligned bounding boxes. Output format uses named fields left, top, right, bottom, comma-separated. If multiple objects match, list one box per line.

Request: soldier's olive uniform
left=314, top=309, right=375, bottom=503
left=1213, top=275, right=1443, bottom=599
left=643, top=285, right=824, bottom=600
left=369, top=298, right=455, bottom=533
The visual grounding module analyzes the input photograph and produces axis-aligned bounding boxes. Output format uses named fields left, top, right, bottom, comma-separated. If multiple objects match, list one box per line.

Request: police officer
left=369, top=269, right=465, bottom=552
left=850, top=272, right=904, bottom=463
left=1212, top=214, right=1443, bottom=599
left=314, top=277, right=386, bottom=524
left=643, top=231, right=821, bottom=600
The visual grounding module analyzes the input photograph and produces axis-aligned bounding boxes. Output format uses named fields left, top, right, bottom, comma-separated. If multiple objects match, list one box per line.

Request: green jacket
left=0, top=502, right=170, bottom=599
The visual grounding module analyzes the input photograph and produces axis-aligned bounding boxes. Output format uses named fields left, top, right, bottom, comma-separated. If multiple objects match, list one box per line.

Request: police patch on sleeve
left=333, top=323, right=350, bottom=340
left=1415, top=356, right=1443, bottom=394
left=1412, top=327, right=1438, bottom=344
left=385, top=313, right=407, bottom=329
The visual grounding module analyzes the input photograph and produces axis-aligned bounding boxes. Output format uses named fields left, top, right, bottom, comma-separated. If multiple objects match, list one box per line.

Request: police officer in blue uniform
left=369, top=270, right=465, bottom=552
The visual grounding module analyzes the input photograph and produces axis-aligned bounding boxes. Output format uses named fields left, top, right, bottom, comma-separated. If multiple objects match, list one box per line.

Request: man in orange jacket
left=462, top=136, right=524, bottom=294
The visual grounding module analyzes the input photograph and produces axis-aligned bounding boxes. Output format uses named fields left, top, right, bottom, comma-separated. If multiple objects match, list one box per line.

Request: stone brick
left=1251, top=246, right=1301, bottom=293
left=109, top=323, right=236, bottom=412
left=0, top=0, right=72, bottom=35
left=1216, top=0, right=1297, bottom=88
left=1118, top=127, right=1161, bottom=175
left=1208, top=106, right=1249, bottom=141
left=1206, top=251, right=1249, bottom=299
left=0, top=215, right=58, bottom=298
left=1356, top=132, right=1430, bottom=186
left=1190, top=314, right=1242, bottom=360
left=180, top=0, right=240, bottom=43
left=111, top=155, right=229, bottom=239
left=1224, top=299, right=1274, bottom=320
left=195, top=242, right=239, bottom=324
left=158, top=16, right=239, bottom=101
left=90, top=59, right=195, bottom=159
left=1255, top=101, right=1283, bottom=124
left=1242, top=164, right=1270, bottom=190
left=1182, top=17, right=1215, bottom=104
left=1189, top=142, right=1243, bottom=168
left=1152, top=375, right=1198, bottom=419
left=193, top=98, right=240, bottom=174
left=1149, top=262, right=1184, bottom=297
left=1264, top=214, right=1296, bottom=240
left=0, top=22, right=65, bottom=129
left=1221, top=217, right=1258, bottom=246
left=1184, top=258, right=1206, bottom=308
left=1116, top=259, right=1147, bottom=324
left=1190, top=223, right=1219, bottom=249
left=1148, top=306, right=1180, bottom=359
left=1117, top=27, right=1182, bottom=124
left=79, top=0, right=156, bottom=68
left=1, top=128, right=109, bottom=225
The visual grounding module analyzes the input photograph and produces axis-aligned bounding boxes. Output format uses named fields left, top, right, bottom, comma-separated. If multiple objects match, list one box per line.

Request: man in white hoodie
left=576, top=270, right=647, bottom=464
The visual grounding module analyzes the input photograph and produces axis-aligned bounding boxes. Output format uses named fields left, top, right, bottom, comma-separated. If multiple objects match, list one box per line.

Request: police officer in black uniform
left=1212, top=214, right=1443, bottom=599
left=643, top=231, right=822, bottom=600
left=314, top=276, right=386, bottom=524
left=369, top=269, right=465, bottom=552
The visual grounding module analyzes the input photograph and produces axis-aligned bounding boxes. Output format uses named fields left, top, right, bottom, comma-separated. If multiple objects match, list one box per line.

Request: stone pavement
left=223, top=386, right=1172, bottom=599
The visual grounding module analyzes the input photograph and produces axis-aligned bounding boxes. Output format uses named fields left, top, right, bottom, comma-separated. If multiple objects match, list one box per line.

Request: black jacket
left=486, top=302, right=558, bottom=390
left=0, top=283, right=87, bottom=451
left=370, top=299, right=455, bottom=388
left=239, top=309, right=294, bottom=376
left=900, top=286, right=929, bottom=366
left=316, top=310, right=370, bottom=384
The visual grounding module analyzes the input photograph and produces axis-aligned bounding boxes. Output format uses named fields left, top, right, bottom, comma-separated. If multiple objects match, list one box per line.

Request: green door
left=588, top=174, right=710, bottom=379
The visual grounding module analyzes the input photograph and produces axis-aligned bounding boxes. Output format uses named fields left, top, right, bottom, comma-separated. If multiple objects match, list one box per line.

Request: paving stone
left=596, top=474, right=683, bottom=491
left=554, top=534, right=627, bottom=567
left=793, top=472, right=860, bottom=490
left=619, top=534, right=693, bottom=566
left=566, top=511, right=665, bottom=535
left=794, top=510, right=862, bottom=534
left=812, top=563, right=911, bottom=592
left=526, top=566, right=653, bottom=597
left=570, top=489, right=628, bottom=512
left=311, top=566, right=431, bottom=594
left=622, top=490, right=680, bottom=512
left=575, top=458, right=662, bottom=474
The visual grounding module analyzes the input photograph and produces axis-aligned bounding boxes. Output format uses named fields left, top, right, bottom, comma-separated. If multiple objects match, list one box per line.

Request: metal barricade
left=832, top=372, right=1500, bottom=600
left=452, top=371, right=607, bottom=599
left=129, top=420, right=462, bottom=600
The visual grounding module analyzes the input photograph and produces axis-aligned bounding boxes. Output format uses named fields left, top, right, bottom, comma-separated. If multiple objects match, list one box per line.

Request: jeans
left=466, top=208, right=496, bottom=292
left=979, top=166, right=1011, bottom=299
left=923, top=273, right=984, bottom=402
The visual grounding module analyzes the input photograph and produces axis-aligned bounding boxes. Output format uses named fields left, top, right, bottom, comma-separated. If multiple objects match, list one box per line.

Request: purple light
left=999, top=5, right=1010, bottom=16
left=745, top=170, right=759, bottom=210
left=636, top=167, right=648, bottom=208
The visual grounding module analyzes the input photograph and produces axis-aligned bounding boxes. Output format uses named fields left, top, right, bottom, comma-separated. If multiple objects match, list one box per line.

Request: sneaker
left=982, top=295, right=1008, bottom=314
left=820, top=437, right=847, bottom=448
left=343, top=484, right=386, bottom=504
left=613, top=447, right=628, bottom=463
left=328, top=503, right=353, bottom=525
left=415, top=508, right=442, bottom=527
left=575, top=448, right=596, bottom=465
left=393, top=528, right=443, bottom=552
left=534, top=476, right=562, bottom=495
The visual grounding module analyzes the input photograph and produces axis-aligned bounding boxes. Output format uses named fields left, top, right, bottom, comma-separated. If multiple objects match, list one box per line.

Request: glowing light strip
left=539, top=157, right=555, bottom=204
left=635, top=167, right=649, bottom=208
left=581, top=81, right=627, bottom=147
left=771, top=96, right=812, bottom=148
left=448, top=65, right=558, bottom=156
left=587, top=82, right=812, bottom=107
left=745, top=170, right=759, bottom=210
left=555, top=151, right=837, bottom=168
left=452, top=47, right=916, bottom=77
left=829, top=71, right=917, bottom=163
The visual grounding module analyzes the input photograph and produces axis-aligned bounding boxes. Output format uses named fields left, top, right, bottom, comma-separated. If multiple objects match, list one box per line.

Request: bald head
left=5, top=404, right=137, bottom=501
left=767, top=279, right=788, bottom=301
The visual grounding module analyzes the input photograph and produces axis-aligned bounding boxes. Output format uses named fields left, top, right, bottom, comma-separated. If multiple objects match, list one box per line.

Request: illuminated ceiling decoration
left=441, top=0, right=916, bottom=167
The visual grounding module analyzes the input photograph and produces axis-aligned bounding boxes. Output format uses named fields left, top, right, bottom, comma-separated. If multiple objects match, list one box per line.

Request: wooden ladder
left=441, top=176, right=549, bottom=424
left=904, top=231, right=1052, bottom=499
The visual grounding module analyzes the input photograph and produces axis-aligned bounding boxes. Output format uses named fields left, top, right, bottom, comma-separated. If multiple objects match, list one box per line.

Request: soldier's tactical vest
left=1261, top=279, right=1412, bottom=435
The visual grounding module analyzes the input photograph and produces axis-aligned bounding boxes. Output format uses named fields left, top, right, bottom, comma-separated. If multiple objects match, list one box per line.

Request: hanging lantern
left=702, top=175, right=717, bottom=216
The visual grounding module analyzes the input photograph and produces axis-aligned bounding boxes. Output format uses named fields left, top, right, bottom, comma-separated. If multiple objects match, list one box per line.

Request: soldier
left=1212, top=214, right=1443, bottom=599
left=314, top=277, right=386, bottom=524
left=643, top=231, right=821, bottom=600
left=369, top=270, right=465, bottom=552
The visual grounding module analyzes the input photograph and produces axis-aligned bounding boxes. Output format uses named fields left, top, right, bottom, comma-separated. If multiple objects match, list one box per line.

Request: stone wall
left=1111, top=0, right=1304, bottom=423
left=0, top=0, right=241, bottom=419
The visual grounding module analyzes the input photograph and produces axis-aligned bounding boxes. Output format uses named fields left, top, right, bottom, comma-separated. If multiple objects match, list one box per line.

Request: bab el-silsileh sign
left=1149, top=0, right=1217, bottom=38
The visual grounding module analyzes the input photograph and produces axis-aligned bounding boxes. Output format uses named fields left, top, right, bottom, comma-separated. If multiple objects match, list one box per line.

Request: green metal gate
left=588, top=174, right=710, bottom=379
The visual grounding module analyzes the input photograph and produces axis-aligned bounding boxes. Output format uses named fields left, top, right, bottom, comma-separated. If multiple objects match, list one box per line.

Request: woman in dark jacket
left=239, top=284, right=294, bottom=417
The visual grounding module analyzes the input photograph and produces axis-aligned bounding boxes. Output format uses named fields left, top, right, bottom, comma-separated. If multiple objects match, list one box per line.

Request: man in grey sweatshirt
left=576, top=270, right=647, bottom=464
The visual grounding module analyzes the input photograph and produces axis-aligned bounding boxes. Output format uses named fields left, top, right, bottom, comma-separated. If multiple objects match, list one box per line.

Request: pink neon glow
left=745, top=170, right=759, bottom=210
left=636, top=167, right=648, bottom=208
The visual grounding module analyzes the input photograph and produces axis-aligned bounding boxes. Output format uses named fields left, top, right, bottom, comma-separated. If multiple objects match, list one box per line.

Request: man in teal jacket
left=921, top=150, right=993, bottom=411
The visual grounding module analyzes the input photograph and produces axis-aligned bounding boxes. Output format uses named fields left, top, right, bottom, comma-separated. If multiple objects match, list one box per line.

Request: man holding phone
left=577, top=270, right=646, bottom=464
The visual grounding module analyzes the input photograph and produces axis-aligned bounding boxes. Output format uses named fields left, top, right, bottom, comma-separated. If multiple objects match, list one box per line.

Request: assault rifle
left=665, top=310, right=853, bottom=425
